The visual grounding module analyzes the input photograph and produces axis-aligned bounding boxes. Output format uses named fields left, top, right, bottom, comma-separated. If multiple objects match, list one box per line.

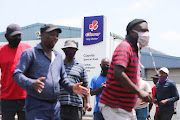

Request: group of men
left=0, top=18, right=179, bottom=120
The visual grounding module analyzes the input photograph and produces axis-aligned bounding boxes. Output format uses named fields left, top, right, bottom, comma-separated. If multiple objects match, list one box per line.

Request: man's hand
left=101, top=82, right=106, bottom=88
left=138, top=90, right=152, bottom=103
left=33, top=77, right=46, bottom=93
left=73, top=82, right=89, bottom=97
left=160, top=99, right=168, bottom=105
left=153, top=99, right=157, bottom=104
left=83, top=103, right=92, bottom=115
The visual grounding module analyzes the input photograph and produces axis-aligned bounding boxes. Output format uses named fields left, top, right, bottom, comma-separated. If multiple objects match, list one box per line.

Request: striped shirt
left=59, top=60, right=88, bottom=107
left=99, top=35, right=140, bottom=111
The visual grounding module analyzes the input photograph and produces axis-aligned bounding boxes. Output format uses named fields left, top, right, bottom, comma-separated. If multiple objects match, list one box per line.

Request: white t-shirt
left=134, top=78, right=152, bottom=109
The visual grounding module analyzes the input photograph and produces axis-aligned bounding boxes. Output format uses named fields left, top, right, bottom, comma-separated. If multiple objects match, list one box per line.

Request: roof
left=0, top=23, right=81, bottom=42
left=141, top=51, right=180, bottom=68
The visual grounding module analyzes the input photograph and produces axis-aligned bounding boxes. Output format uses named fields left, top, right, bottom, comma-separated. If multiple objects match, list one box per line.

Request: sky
left=1, top=0, right=180, bottom=57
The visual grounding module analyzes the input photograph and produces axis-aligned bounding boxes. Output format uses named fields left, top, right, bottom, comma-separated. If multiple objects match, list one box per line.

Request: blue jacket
left=13, top=43, right=73, bottom=101
left=155, top=79, right=179, bottom=112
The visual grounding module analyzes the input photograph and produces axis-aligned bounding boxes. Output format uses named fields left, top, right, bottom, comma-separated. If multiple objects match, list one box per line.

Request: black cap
left=126, top=19, right=147, bottom=34
left=40, top=24, right=62, bottom=33
left=6, top=24, right=22, bottom=37
left=151, top=74, right=159, bottom=79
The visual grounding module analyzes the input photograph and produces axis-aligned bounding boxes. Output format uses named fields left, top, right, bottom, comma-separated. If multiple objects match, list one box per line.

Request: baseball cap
left=6, top=24, right=22, bottom=37
left=126, top=19, right=147, bottom=34
left=40, top=24, right=62, bottom=33
left=151, top=74, right=159, bottom=79
left=158, top=67, right=169, bottom=75
left=62, top=40, right=78, bottom=50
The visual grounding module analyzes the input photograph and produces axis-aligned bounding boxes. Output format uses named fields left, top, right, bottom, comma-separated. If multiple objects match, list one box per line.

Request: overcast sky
left=1, top=0, right=180, bottom=57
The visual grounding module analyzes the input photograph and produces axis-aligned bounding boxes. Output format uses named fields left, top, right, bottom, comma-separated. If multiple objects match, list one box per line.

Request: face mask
left=8, top=38, right=21, bottom=48
left=101, top=66, right=109, bottom=76
left=65, top=49, right=76, bottom=58
left=159, top=77, right=168, bottom=83
left=135, top=31, right=150, bottom=48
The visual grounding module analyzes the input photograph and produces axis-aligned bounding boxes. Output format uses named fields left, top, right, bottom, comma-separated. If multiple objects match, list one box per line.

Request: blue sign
left=83, top=15, right=104, bottom=45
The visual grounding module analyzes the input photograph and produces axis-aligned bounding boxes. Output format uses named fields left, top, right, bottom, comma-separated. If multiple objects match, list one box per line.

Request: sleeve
left=112, top=43, right=131, bottom=68
left=167, top=82, right=179, bottom=104
left=13, top=49, right=35, bottom=91
left=80, top=65, right=89, bottom=85
left=89, top=76, right=96, bottom=89
left=59, top=59, right=73, bottom=93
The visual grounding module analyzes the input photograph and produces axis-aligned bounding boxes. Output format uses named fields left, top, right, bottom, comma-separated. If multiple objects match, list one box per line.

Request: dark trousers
left=94, top=111, right=104, bottom=120
left=155, top=110, right=174, bottom=120
left=25, top=95, right=60, bottom=120
left=1, top=99, right=26, bottom=120
left=60, top=105, right=82, bottom=120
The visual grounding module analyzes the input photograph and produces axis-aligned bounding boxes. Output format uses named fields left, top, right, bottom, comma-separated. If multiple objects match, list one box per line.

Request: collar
left=37, top=43, right=57, bottom=55
left=64, top=59, right=79, bottom=66
left=125, top=35, right=138, bottom=53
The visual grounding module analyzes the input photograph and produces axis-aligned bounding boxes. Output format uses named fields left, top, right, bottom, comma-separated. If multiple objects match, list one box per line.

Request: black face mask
left=101, top=66, right=109, bottom=76
left=8, top=38, right=21, bottom=48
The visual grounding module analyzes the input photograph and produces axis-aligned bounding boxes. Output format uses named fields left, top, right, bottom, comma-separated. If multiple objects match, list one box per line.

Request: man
left=154, top=67, right=179, bottom=120
left=99, top=19, right=152, bottom=120
left=134, top=77, right=151, bottom=120
left=0, top=24, right=31, bottom=120
left=89, top=58, right=110, bottom=120
left=148, top=74, right=159, bottom=120
left=60, top=40, right=91, bottom=120
left=13, top=24, right=89, bottom=120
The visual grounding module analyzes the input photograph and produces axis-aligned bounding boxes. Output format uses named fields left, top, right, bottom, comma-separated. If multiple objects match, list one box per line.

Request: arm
left=13, top=50, right=35, bottom=91
left=90, top=82, right=105, bottom=96
left=114, top=65, right=152, bottom=102
left=82, top=84, right=92, bottom=115
left=161, top=82, right=180, bottom=105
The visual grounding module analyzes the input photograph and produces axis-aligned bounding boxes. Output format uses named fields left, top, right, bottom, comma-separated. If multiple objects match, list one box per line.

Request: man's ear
left=5, top=34, right=9, bottom=42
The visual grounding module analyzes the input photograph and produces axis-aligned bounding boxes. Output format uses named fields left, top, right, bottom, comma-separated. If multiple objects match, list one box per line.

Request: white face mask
left=134, top=31, right=150, bottom=48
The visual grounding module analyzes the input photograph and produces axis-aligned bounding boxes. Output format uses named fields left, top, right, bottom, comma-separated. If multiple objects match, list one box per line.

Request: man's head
left=151, top=74, right=159, bottom=85
left=158, top=67, right=169, bottom=79
left=100, top=58, right=110, bottom=76
left=5, top=24, right=22, bottom=48
left=40, top=24, right=62, bottom=49
left=62, top=40, right=78, bottom=59
left=126, top=19, right=149, bottom=48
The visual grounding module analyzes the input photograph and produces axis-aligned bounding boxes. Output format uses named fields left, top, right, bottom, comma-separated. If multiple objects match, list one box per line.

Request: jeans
left=94, top=111, right=104, bottom=120
left=26, top=95, right=60, bottom=120
left=1, top=99, right=26, bottom=120
left=60, top=105, right=82, bottom=120
left=155, top=110, right=174, bottom=120
left=135, top=106, right=149, bottom=120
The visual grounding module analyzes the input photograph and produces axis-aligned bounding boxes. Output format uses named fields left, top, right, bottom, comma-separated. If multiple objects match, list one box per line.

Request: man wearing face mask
left=89, top=58, right=110, bottom=120
left=60, top=40, right=91, bottom=120
left=0, top=24, right=31, bottom=120
left=99, top=19, right=152, bottom=120
left=154, top=67, right=179, bottom=120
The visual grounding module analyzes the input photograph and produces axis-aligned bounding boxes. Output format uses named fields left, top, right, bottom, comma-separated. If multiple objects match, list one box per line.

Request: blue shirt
left=155, top=79, right=179, bottom=112
left=13, top=43, right=73, bottom=101
left=89, top=74, right=106, bottom=112
left=59, top=60, right=88, bottom=107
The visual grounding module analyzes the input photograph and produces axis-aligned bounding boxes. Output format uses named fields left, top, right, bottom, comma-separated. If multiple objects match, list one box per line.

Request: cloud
left=160, top=31, right=180, bottom=41
left=51, top=14, right=93, bottom=28
left=112, top=0, right=153, bottom=12
left=51, top=17, right=82, bottom=28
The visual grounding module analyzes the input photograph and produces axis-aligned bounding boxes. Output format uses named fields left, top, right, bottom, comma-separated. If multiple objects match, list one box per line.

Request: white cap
left=158, top=67, right=169, bottom=75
